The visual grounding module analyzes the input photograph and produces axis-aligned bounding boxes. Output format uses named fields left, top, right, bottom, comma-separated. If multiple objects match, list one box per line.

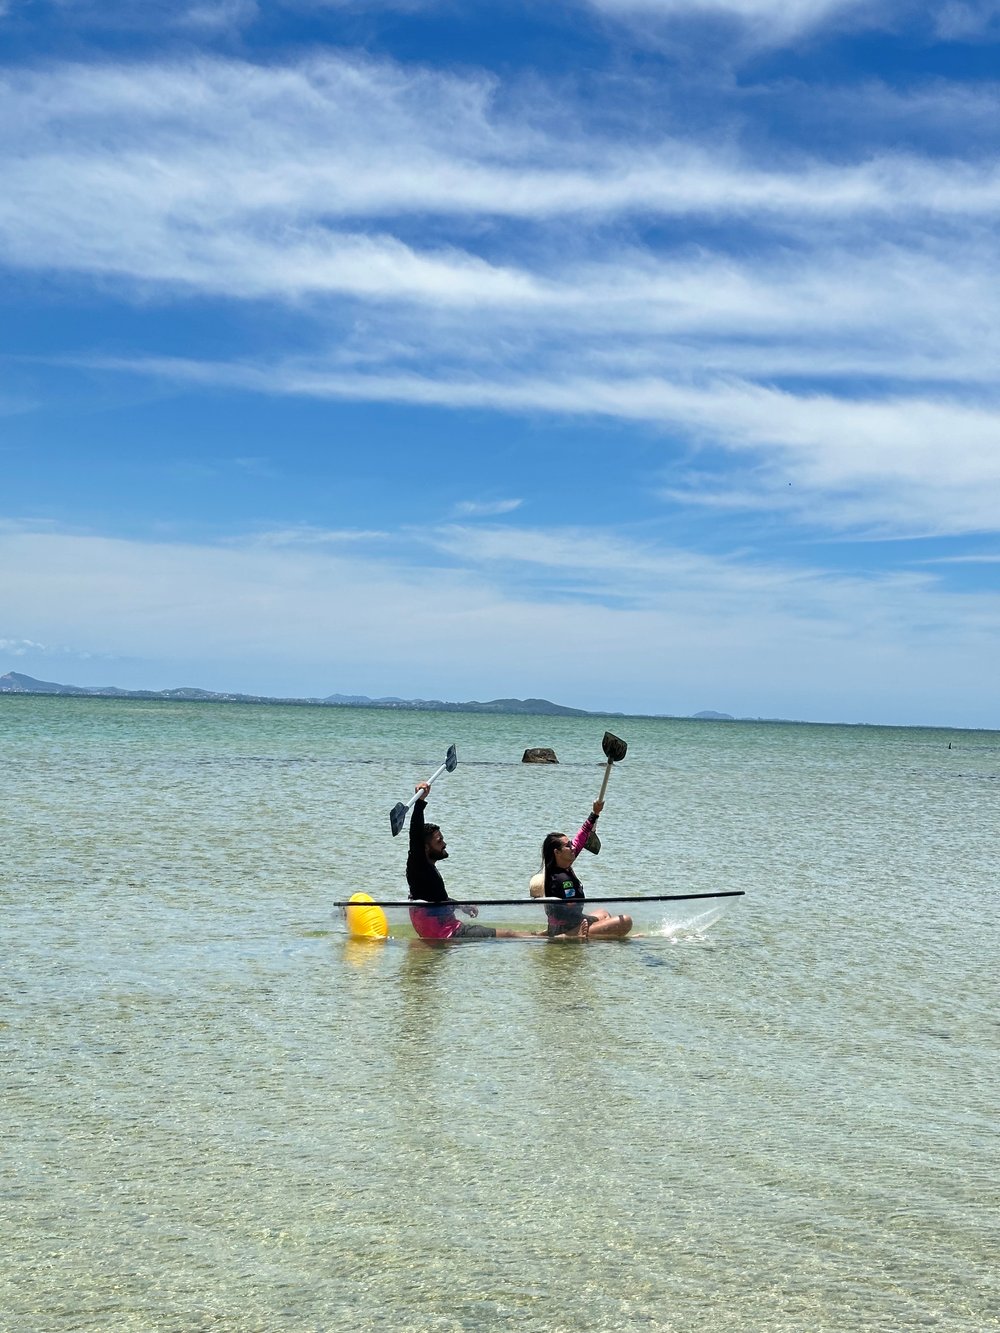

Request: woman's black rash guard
left=406, top=798, right=449, bottom=903
left=544, top=865, right=586, bottom=933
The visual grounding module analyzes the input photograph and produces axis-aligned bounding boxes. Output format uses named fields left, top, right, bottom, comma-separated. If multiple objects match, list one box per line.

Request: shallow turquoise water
left=2, top=696, right=997, bottom=1330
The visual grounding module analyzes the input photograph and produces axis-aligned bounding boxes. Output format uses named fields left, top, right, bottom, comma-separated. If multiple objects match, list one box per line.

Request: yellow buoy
left=345, top=892, right=390, bottom=941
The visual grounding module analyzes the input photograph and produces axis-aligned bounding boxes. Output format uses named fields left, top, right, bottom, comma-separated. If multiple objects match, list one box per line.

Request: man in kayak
left=407, top=782, right=535, bottom=940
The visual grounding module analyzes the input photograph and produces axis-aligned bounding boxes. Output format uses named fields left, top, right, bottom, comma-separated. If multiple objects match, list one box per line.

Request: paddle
left=597, top=730, right=627, bottom=803
left=389, top=744, right=458, bottom=836
left=576, top=732, right=627, bottom=854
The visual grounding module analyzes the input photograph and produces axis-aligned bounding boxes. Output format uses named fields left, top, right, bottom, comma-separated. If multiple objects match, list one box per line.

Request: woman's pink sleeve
left=570, top=812, right=596, bottom=855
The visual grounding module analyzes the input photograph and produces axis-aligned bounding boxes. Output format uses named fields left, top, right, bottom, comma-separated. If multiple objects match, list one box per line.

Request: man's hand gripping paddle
left=389, top=744, right=458, bottom=836
left=584, top=731, right=628, bottom=855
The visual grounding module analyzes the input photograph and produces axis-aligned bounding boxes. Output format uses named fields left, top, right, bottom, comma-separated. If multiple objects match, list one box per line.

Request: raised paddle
left=580, top=734, right=625, bottom=855
left=597, top=730, right=628, bottom=803
left=581, top=733, right=625, bottom=854
left=389, top=744, right=458, bottom=836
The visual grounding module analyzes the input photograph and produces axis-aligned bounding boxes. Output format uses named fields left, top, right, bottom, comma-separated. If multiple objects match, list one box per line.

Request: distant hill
left=0, top=671, right=273, bottom=703
left=0, top=671, right=607, bottom=717
left=691, top=710, right=735, bottom=721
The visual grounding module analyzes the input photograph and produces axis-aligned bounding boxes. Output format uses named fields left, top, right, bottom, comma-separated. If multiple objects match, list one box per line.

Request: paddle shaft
left=394, top=757, right=450, bottom=826
left=389, top=744, right=459, bottom=835
left=398, top=758, right=449, bottom=818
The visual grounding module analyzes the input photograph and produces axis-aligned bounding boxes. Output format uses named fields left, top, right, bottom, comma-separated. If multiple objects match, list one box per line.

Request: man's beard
left=430, top=849, right=449, bottom=861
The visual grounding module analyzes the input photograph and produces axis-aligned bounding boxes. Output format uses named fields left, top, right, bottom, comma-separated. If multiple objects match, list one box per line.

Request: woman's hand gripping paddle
left=585, top=731, right=627, bottom=854
left=389, top=744, right=458, bottom=836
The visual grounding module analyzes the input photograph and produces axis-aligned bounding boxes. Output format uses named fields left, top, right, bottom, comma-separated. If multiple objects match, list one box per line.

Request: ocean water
left=1, top=695, right=997, bottom=1332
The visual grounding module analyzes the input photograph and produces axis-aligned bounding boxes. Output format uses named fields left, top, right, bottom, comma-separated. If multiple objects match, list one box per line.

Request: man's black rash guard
left=406, top=798, right=449, bottom=903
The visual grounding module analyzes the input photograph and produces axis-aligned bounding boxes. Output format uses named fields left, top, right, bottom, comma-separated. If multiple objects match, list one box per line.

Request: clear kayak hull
left=335, top=891, right=744, bottom=941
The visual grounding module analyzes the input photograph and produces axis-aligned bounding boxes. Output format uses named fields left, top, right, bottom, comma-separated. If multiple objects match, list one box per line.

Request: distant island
left=0, top=671, right=752, bottom=722
left=0, top=671, right=622, bottom=717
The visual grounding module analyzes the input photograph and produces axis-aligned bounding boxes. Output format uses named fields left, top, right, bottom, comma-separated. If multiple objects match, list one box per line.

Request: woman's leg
left=582, top=913, right=632, bottom=939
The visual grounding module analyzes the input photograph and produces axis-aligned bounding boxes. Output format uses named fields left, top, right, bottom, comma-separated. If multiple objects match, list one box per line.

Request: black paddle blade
left=602, top=731, right=627, bottom=763
left=584, top=828, right=601, bottom=855
left=445, top=744, right=458, bottom=772
left=389, top=801, right=408, bottom=837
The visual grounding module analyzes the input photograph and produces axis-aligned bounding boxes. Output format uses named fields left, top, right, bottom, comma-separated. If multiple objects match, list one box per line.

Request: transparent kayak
left=333, top=891, right=744, bottom=940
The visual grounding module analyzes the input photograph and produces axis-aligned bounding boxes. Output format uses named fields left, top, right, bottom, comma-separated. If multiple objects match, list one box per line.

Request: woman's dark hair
left=541, top=832, right=567, bottom=872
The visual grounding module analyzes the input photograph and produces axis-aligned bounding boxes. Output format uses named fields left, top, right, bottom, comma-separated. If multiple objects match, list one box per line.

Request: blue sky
left=2, top=0, right=999, bottom=727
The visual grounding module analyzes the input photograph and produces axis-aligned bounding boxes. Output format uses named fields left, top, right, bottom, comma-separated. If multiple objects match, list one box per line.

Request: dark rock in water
left=522, top=747, right=558, bottom=763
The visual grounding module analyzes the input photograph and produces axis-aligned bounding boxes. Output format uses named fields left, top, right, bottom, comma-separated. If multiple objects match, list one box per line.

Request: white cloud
left=3, top=54, right=1000, bottom=301
left=452, top=499, right=523, bottom=517
left=933, top=1, right=1000, bottom=39
left=578, top=0, right=897, bottom=55
left=10, top=0, right=261, bottom=32
left=28, top=234, right=1000, bottom=422
left=179, top=0, right=259, bottom=30
left=581, top=0, right=999, bottom=49
left=89, top=353, right=1000, bottom=540
left=586, top=0, right=864, bottom=32
left=3, top=59, right=999, bottom=352
left=917, top=552, right=1000, bottom=564
left=0, top=637, right=48, bottom=655
left=245, top=526, right=392, bottom=546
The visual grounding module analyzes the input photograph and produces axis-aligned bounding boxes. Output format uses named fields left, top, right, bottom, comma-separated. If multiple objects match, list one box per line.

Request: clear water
left=2, top=696, right=997, bottom=1331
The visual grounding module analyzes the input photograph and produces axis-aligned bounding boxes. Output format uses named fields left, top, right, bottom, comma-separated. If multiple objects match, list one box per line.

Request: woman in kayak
left=539, top=799, right=632, bottom=940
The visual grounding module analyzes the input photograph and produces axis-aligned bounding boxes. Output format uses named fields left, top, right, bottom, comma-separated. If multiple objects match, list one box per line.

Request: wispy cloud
left=452, top=499, right=523, bottom=517
left=246, top=525, right=392, bottom=546
left=179, top=0, right=259, bottom=30
left=0, top=637, right=48, bottom=655
left=914, top=551, right=1000, bottom=564
left=87, top=353, right=1000, bottom=540
left=932, top=1, right=1000, bottom=40
left=585, top=0, right=869, bottom=42
left=6, top=0, right=262, bottom=33
left=583, top=0, right=1000, bottom=49
left=3, top=55, right=1000, bottom=285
